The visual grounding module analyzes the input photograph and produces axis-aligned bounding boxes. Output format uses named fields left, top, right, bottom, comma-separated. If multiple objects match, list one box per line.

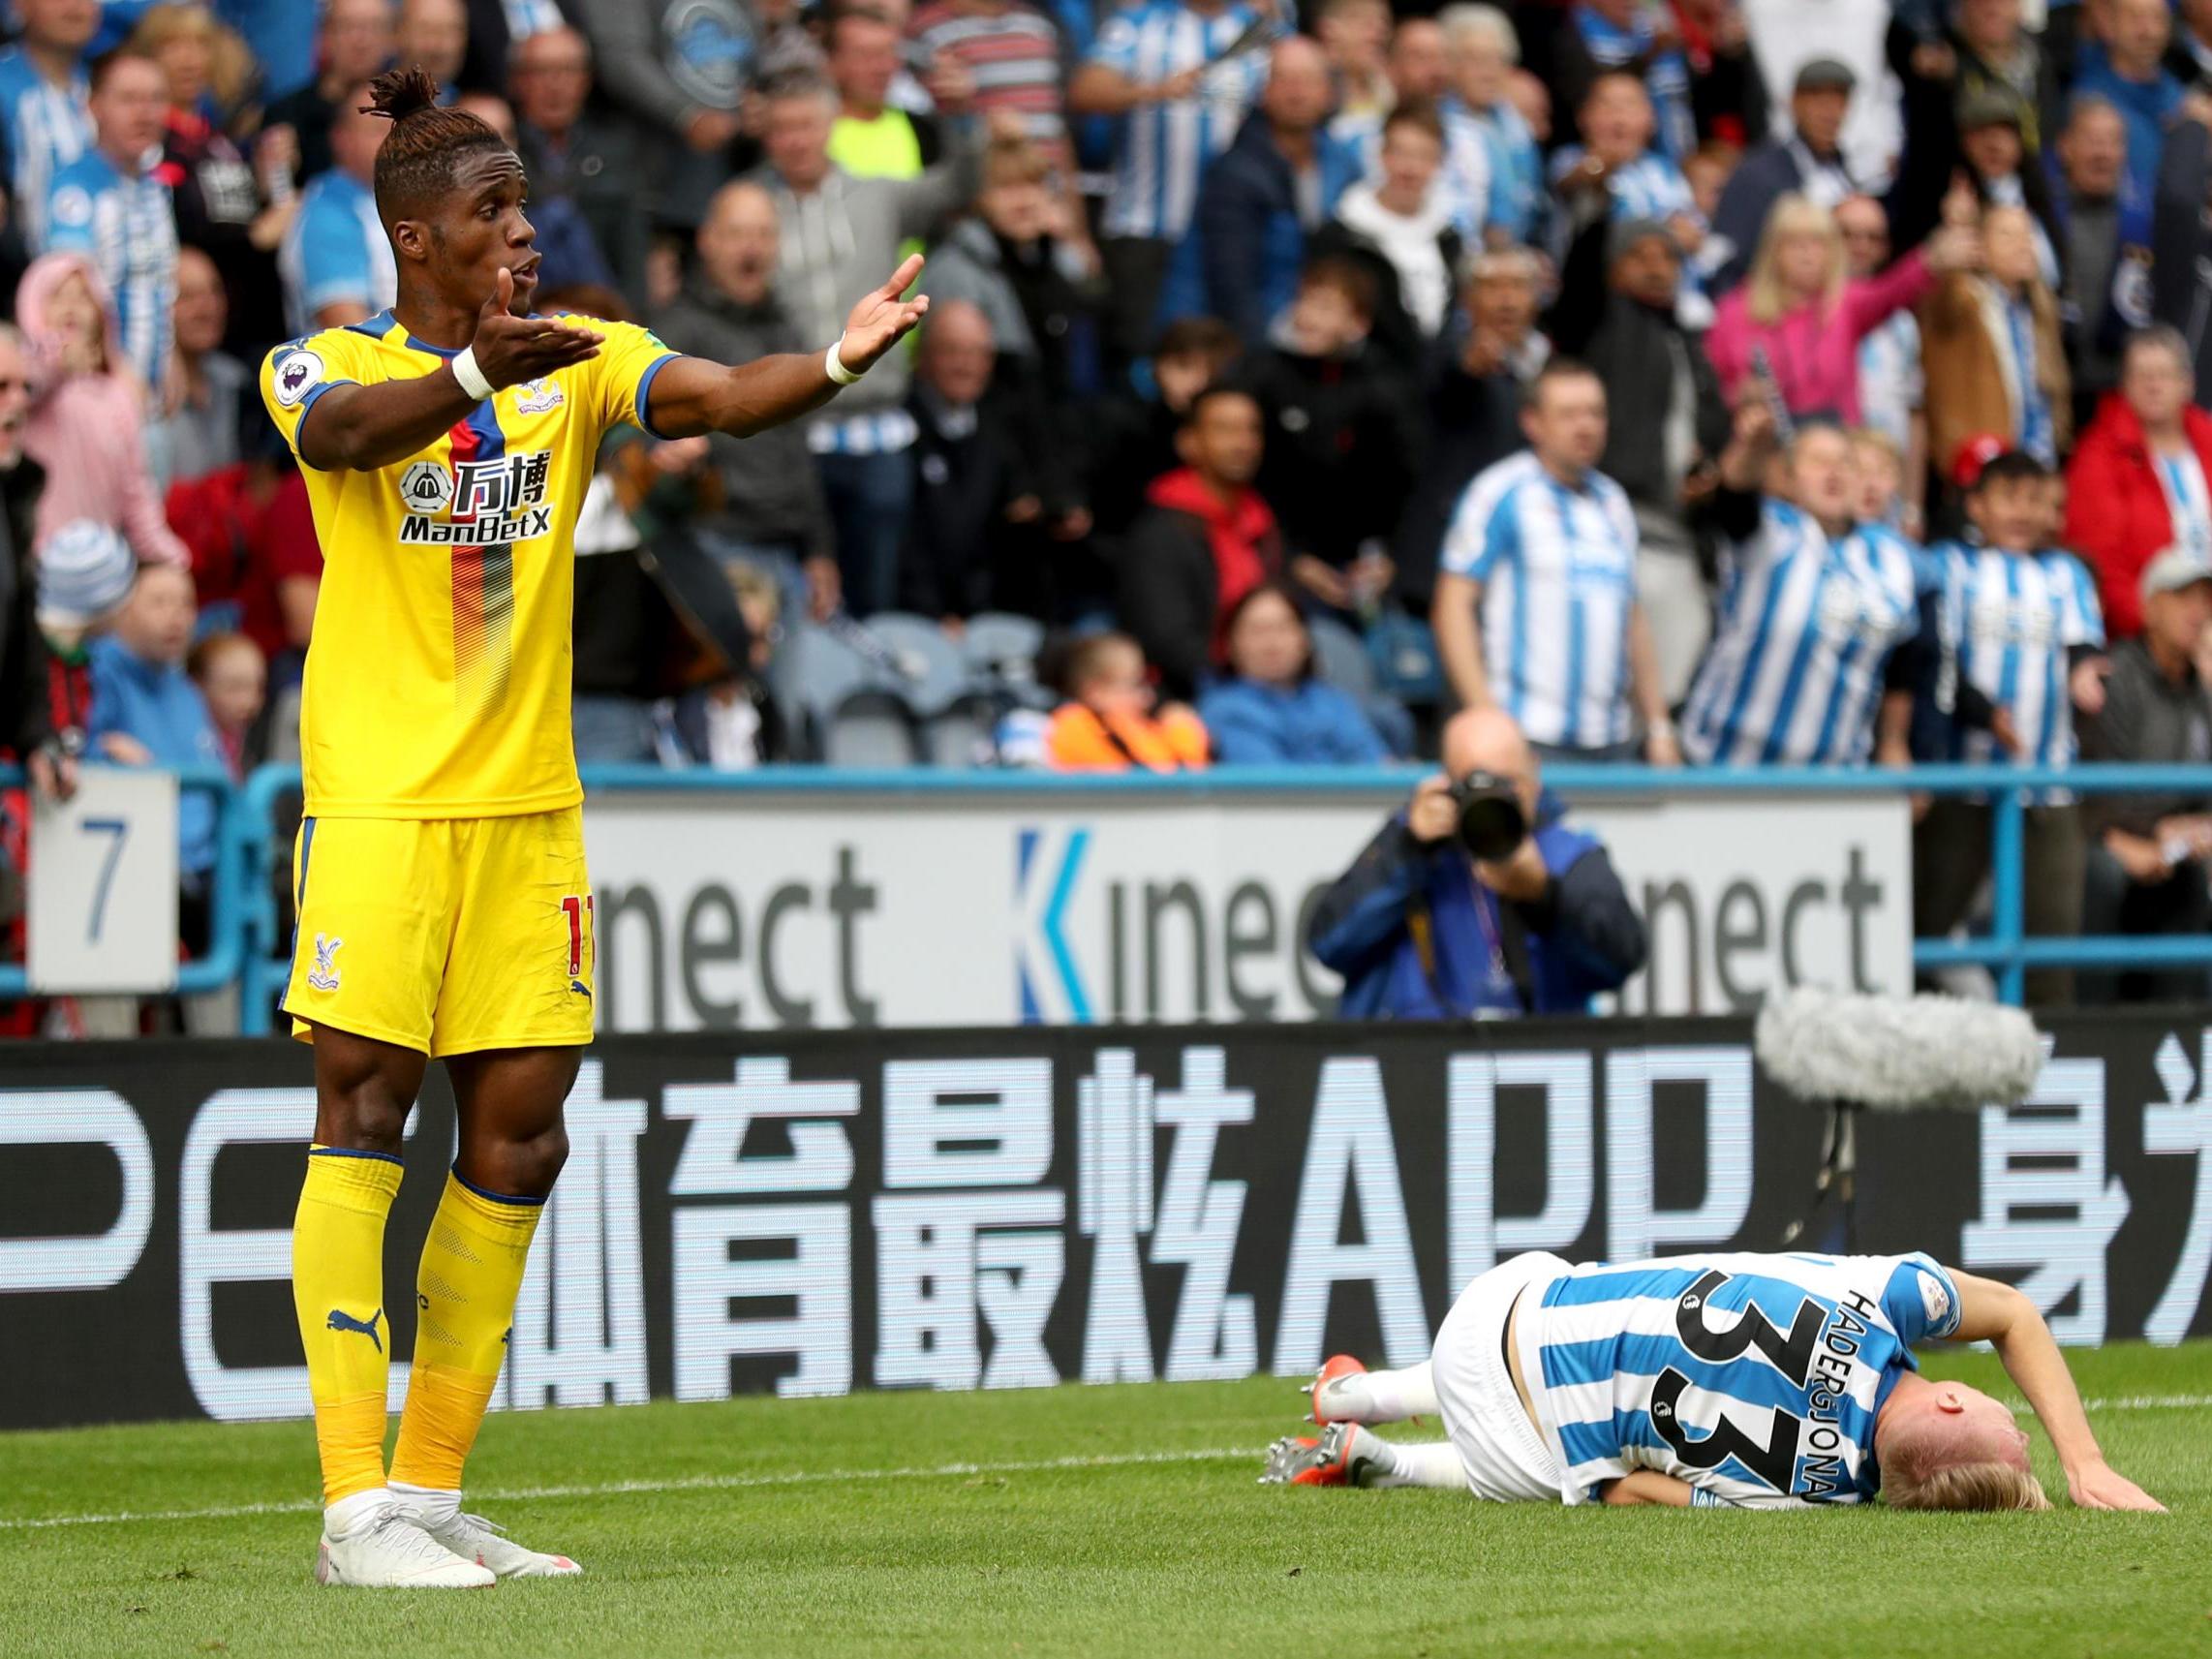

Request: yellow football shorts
left=284, top=806, right=596, bottom=1057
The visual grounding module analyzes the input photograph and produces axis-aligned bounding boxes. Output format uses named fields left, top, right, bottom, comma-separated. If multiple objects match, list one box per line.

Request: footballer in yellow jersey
left=264, top=67, right=930, bottom=1589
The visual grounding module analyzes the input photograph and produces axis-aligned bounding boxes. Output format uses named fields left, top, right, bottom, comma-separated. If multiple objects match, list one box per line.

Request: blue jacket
left=1307, top=794, right=1646, bottom=1019
left=2074, top=46, right=2184, bottom=212
left=1198, top=676, right=1389, bottom=765
left=88, top=636, right=223, bottom=879
left=1156, top=114, right=1364, bottom=346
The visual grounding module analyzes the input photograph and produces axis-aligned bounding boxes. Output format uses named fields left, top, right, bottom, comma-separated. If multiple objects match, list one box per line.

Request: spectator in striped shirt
left=43, top=48, right=178, bottom=396
left=1679, top=402, right=1923, bottom=768
left=0, top=0, right=98, bottom=259
left=1430, top=357, right=1681, bottom=764
left=908, top=0, right=1068, bottom=148
left=1068, top=0, right=1270, bottom=366
left=1915, top=448, right=2107, bottom=1003
left=1438, top=5, right=1542, bottom=246
left=1551, top=73, right=1709, bottom=323
left=276, top=86, right=393, bottom=336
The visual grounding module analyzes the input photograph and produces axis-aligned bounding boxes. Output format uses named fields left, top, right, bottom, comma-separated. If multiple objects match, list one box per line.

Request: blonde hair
left=130, top=3, right=256, bottom=116
left=1847, top=426, right=1902, bottom=466
left=1885, top=1460, right=2051, bottom=1512
left=1745, top=194, right=1845, bottom=326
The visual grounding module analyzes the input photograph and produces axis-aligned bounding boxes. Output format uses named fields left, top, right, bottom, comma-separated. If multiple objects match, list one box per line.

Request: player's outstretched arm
left=645, top=255, right=932, bottom=441
left=1948, top=1270, right=2166, bottom=1512
left=296, top=269, right=604, bottom=472
left=1600, top=1471, right=1697, bottom=1507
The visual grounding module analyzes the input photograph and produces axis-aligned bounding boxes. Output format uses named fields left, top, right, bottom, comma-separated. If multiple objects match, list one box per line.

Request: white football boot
left=316, top=1501, right=497, bottom=1588
left=410, top=1507, right=583, bottom=1580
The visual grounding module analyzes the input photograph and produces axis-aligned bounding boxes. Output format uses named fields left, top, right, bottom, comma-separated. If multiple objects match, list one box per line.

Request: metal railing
left=12, top=758, right=2212, bottom=1022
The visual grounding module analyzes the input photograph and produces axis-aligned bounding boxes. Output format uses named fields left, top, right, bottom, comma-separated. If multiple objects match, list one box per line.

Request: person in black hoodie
left=1240, top=254, right=1423, bottom=614
left=1548, top=190, right=1730, bottom=704
left=1087, top=316, right=1244, bottom=540
left=650, top=179, right=842, bottom=620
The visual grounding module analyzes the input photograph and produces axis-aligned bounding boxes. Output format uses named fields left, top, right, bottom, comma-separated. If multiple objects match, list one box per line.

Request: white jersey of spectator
left=1680, top=500, right=1920, bottom=766
left=1333, top=101, right=1492, bottom=240
left=277, top=168, right=398, bottom=338
left=1739, top=0, right=1902, bottom=193
left=0, top=46, right=92, bottom=252
left=2153, top=447, right=2212, bottom=566
left=1551, top=146, right=1710, bottom=324
left=1524, top=1250, right=1964, bottom=1507
left=1924, top=538, right=2105, bottom=770
left=1088, top=1, right=1269, bottom=241
left=44, top=150, right=179, bottom=393
left=1855, top=310, right=1921, bottom=454
left=1441, top=450, right=1640, bottom=751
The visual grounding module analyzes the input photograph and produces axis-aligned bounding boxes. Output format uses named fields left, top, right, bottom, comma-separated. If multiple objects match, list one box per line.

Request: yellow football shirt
left=260, top=310, right=679, bottom=818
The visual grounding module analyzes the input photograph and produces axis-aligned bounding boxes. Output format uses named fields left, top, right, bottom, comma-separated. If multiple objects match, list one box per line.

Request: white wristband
left=824, top=336, right=861, bottom=386
left=450, top=345, right=494, bottom=401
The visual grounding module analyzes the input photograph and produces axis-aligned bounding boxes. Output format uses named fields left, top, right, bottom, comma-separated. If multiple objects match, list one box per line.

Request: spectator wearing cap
left=1154, top=36, right=1364, bottom=350
left=1920, top=201, right=2071, bottom=485
left=2065, top=326, right=2212, bottom=639
left=1547, top=207, right=1728, bottom=705
left=2074, top=0, right=2184, bottom=212
left=2078, top=546, right=2212, bottom=1003
left=1708, top=56, right=1859, bottom=292
left=34, top=519, right=138, bottom=773
left=1705, top=193, right=1974, bottom=425
left=1915, top=448, right=2105, bottom=1004
left=2052, top=96, right=2140, bottom=432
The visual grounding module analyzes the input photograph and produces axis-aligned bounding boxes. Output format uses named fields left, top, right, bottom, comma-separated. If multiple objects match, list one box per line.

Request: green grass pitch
left=3, top=1342, right=2207, bottom=1659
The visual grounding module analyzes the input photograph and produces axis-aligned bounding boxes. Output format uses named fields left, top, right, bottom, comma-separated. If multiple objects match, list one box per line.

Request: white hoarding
left=582, top=785, right=1911, bottom=1031
left=29, top=767, right=180, bottom=994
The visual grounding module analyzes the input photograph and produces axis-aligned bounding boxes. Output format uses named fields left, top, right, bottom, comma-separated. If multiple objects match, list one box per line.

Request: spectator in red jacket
left=2064, top=325, right=2212, bottom=639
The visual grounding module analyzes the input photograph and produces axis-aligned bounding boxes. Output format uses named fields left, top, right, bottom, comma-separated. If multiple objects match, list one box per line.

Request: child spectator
left=186, top=628, right=264, bottom=779
left=32, top=518, right=138, bottom=753
left=87, top=561, right=225, bottom=895
left=1198, top=582, right=1390, bottom=764
left=1045, top=630, right=1211, bottom=772
left=1915, top=449, right=2107, bottom=1004
left=15, top=253, right=187, bottom=568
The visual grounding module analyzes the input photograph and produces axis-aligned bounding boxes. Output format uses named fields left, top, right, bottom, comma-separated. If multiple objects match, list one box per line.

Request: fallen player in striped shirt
left=1260, top=1248, right=2165, bottom=1511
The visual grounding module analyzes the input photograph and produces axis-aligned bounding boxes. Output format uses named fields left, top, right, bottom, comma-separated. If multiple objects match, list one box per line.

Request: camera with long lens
left=1447, top=770, right=1527, bottom=861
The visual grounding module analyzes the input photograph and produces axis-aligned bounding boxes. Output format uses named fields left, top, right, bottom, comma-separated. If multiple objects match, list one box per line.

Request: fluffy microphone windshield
left=1754, top=988, right=2045, bottom=1112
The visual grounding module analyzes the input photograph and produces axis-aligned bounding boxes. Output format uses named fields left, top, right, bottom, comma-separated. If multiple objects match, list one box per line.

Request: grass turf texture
left=2, top=1343, right=2206, bottom=1659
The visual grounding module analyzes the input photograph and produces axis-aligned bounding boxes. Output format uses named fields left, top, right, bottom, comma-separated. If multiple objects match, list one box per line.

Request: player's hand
left=2067, top=1459, right=2167, bottom=1513
left=836, top=256, right=931, bottom=376
left=471, top=266, right=602, bottom=389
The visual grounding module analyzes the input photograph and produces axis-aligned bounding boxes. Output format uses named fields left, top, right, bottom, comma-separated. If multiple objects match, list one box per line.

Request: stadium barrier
left=2, top=1014, right=2206, bottom=1429
left=10, top=760, right=2212, bottom=1016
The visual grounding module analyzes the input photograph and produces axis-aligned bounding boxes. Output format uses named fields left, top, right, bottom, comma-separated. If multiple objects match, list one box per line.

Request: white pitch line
left=0, top=1446, right=1256, bottom=1533
left=5, top=1392, right=2208, bottom=1536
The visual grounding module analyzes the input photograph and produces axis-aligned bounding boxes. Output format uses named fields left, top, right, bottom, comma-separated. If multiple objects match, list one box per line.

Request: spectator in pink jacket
left=15, top=252, right=188, bottom=569
left=1705, top=193, right=1978, bottom=422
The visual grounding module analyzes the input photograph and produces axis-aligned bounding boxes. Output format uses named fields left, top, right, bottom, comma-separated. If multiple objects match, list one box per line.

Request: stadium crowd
left=4, top=0, right=2212, bottom=1004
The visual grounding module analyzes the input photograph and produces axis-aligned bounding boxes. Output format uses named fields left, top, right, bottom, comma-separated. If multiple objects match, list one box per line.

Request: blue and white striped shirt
left=1088, top=1, right=1268, bottom=240
left=1681, top=502, right=1920, bottom=766
left=44, top=149, right=178, bottom=392
left=1528, top=1250, right=1963, bottom=1507
left=1549, top=146, right=1707, bottom=323
left=278, top=170, right=396, bottom=339
left=1441, top=451, right=1640, bottom=750
left=2154, top=449, right=2212, bottom=565
left=0, top=46, right=91, bottom=253
left=1923, top=539, right=2104, bottom=770
left=1469, top=97, right=1543, bottom=244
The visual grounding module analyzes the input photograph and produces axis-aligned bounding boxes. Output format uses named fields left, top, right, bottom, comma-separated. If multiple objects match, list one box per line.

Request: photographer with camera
left=1306, top=707, right=1647, bottom=1019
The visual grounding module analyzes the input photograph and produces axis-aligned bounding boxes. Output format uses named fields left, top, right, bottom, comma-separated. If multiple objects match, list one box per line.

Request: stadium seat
left=1307, top=614, right=1376, bottom=702
left=822, top=689, right=919, bottom=766
left=922, top=696, right=998, bottom=769
left=777, top=624, right=897, bottom=759
left=960, top=612, right=1045, bottom=683
left=852, top=612, right=971, bottom=718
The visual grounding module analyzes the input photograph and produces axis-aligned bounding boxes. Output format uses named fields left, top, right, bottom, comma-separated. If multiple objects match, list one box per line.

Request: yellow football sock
left=292, top=1145, right=404, bottom=1507
left=388, top=1171, right=543, bottom=1493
